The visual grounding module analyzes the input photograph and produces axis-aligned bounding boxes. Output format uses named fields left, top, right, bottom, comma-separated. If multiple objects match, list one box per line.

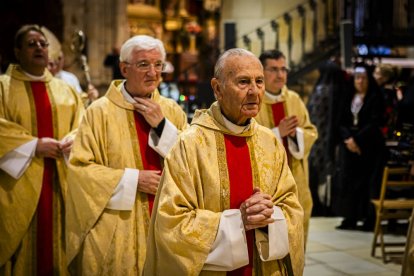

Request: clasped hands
left=133, top=97, right=164, bottom=128
left=240, top=187, right=275, bottom=231
left=278, top=115, right=298, bottom=138
left=87, top=84, right=99, bottom=102
left=344, top=137, right=361, bottom=155
left=35, top=137, right=73, bottom=159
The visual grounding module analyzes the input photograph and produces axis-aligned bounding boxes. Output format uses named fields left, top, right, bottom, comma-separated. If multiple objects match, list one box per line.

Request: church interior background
left=1, top=0, right=414, bottom=274
left=1, top=0, right=413, bottom=116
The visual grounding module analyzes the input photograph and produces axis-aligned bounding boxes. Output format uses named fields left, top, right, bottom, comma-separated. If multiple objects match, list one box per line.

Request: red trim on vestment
left=31, top=82, right=54, bottom=276
left=133, top=112, right=162, bottom=215
left=224, top=135, right=254, bottom=276
left=271, top=102, right=290, bottom=161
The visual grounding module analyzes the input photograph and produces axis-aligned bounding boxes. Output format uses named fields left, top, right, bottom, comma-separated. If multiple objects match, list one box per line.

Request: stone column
left=62, top=0, right=128, bottom=87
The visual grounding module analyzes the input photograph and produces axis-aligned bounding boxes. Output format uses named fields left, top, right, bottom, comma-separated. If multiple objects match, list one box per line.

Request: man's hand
left=133, top=97, right=164, bottom=128
left=137, top=170, right=161, bottom=195
left=59, top=137, right=74, bottom=158
left=36, top=137, right=62, bottom=159
left=278, top=116, right=298, bottom=138
left=240, top=187, right=275, bottom=231
left=344, top=137, right=361, bottom=155
left=87, top=84, right=99, bottom=102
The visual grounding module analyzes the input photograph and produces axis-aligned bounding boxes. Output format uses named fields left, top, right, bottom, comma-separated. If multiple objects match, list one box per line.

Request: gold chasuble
left=255, top=86, right=317, bottom=245
left=144, top=102, right=304, bottom=276
left=66, top=80, right=187, bottom=275
left=0, top=64, right=84, bottom=275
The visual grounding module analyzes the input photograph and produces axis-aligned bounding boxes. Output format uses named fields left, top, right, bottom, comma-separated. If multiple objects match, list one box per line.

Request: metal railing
left=232, top=0, right=340, bottom=84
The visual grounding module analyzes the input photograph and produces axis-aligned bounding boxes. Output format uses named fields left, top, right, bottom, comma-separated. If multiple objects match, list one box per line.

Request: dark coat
left=333, top=81, right=386, bottom=220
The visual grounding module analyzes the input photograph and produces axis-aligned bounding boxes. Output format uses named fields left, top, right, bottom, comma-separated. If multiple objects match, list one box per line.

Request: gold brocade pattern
left=256, top=86, right=318, bottom=246
left=130, top=108, right=151, bottom=237
left=247, top=138, right=261, bottom=191
left=214, top=131, right=230, bottom=211
left=46, top=82, right=58, bottom=140
left=25, top=82, right=38, bottom=137
left=0, top=64, right=84, bottom=275
left=66, top=80, right=187, bottom=275
left=126, top=111, right=151, bottom=236
left=144, top=102, right=305, bottom=276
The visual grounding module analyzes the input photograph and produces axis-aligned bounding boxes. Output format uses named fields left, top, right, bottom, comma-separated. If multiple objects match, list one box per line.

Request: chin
left=146, top=85, right=157, bottom=92
left=242, top=111, right=258, bottom=119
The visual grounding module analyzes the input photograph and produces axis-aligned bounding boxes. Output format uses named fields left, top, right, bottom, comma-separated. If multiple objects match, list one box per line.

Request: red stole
left=31, top=82, right=54, bottom=275
left=271, top=102, right=291, bottom=162
left=224, top=135, right=254, bottom=276
left=133, top=112, right=162, bottom=215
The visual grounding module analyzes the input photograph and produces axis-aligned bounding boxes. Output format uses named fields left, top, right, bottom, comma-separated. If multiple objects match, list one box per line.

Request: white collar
left=265, top=90, right=282, bottom=101
left=120, top=81, right=136, bottom=104
left=221, top=113, right=250, bottom=134
left=23, top=70, right=46, bottom=81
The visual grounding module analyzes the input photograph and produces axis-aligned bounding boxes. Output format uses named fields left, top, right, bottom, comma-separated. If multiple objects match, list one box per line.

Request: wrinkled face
left=120, top=48, right=163, bottom=97
left=263, top=57, right=288, bottom=94
left=15, top=30, right=49, bottom=75
left=354, top=72, right=369, bottom=94
left=211, top=55, right=265, bottom=125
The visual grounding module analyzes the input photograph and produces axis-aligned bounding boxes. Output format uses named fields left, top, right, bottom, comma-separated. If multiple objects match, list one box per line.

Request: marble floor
left=304, top=217, right=406, bottom=276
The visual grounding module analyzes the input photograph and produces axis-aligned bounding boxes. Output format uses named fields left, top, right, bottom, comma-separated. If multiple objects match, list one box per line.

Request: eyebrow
left=234, top=76, right=264, bottom=82
left=135, top=59, right=163, bottom=63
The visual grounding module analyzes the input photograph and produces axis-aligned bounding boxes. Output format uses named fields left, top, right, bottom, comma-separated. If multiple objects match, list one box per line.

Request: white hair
left=214, top=48, right=257, bottom=79
left=119, top=35, right=166, bottom=62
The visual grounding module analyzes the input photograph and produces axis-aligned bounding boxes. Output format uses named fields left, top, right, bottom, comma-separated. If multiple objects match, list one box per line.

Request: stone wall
left=61, top=0, right=129, bottom=87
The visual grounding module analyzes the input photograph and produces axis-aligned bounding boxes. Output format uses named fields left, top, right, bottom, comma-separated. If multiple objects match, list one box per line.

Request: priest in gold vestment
left=66, top=35, right=188, bottom=275
left=0, top=25, right=84, bottom=275
left=144, top=49, right=304, bottom=276
left=255, top=50, right=317, bottom=246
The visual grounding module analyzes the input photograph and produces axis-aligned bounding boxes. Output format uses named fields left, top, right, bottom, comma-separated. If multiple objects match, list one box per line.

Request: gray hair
left=14, top=24, right=45, bottom=49
left=214, top=48, right=257, bottom=80
left=119, top=35, right=166, bottom=63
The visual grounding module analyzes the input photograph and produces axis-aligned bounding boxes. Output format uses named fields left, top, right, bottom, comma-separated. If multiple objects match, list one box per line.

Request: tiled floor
left=304, top=217, right=405, bottom=275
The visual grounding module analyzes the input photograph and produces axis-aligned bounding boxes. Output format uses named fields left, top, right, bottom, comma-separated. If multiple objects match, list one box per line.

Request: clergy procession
left=5, top=19, right=414, bottom=276
left=4, top=0, right=414, bottom=274
left=0, top=24, right=309, bottom=276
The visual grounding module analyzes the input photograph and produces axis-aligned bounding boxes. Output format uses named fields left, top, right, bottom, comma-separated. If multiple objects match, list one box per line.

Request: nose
left=146, top=65, right=157, bottom=76
left=247, top=83, right=260, bottom=95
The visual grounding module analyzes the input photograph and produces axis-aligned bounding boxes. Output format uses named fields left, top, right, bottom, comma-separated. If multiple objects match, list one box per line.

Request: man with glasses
left=66, top=35, right=187, bottom=274
left=0, top=24, right=84, bottom=275
left=255, top=50, right=317, bottom=248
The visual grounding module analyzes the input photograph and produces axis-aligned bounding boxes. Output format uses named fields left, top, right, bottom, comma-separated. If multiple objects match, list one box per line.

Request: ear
left=119, top=62, right=128, bottom=78
left=211, top=78, right=222, bottom=101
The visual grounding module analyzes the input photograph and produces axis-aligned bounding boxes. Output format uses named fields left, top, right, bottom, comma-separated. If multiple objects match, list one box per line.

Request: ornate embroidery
left=247, top=137, right=261, bottom=191
left=214, top=131, right=230, bottom=210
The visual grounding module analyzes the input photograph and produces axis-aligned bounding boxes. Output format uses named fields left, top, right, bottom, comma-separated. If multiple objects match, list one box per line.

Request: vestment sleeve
left=106, top=168, right=139, bottom=210
left=0, top=139, right=37, bottom=178
left=203, top=209, right=249, bottom=271
left=255, top=206, right=289, bottom=261
left=148, top=118, right=178, bottom=158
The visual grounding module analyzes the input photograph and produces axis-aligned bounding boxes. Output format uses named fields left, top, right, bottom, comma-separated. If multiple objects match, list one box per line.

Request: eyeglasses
left=124, top=60, right=165, bottom=72
left=27, top=39, right=49, bottom=49
left=265, top=67, right=289, bottom=74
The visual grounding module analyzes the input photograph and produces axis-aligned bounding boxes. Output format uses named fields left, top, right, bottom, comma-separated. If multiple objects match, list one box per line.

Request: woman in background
left=334, top=64, right=385, bottom=231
